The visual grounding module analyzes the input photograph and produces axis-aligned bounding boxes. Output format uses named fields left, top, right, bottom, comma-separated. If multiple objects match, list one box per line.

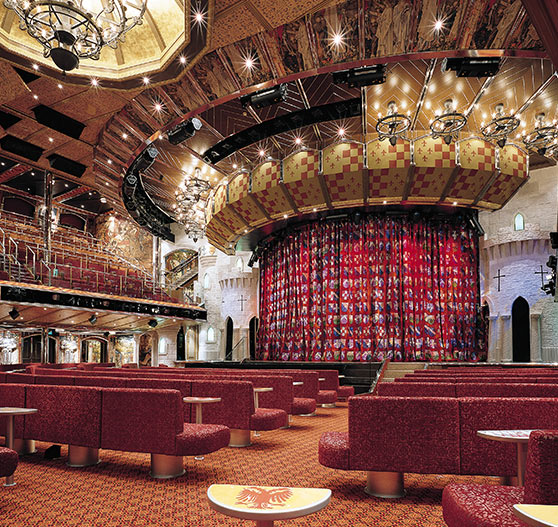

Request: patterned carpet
left=1, top=403, right=496, bottom=526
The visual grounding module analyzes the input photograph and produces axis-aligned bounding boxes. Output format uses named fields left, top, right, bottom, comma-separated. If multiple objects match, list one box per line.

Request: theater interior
left=0, top=0, right=558, bottom=525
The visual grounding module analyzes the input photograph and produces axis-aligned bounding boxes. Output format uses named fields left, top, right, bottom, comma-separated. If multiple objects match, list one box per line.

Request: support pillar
left=500, top=314, right=512, bottom=362
left=530, top=313, right=542, bottom=362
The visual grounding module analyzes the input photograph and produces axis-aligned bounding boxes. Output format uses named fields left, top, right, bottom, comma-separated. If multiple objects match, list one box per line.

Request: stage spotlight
left=89, top=315, right=97, bottom=325
left=333, top=64, right=386, bottom=88
left=167, top=118, right=202, bottom=145
left=9, top=308, right=19, bottom=320
left=442, top=57, right=501, bottom=78
left=240, top=84, right=287, bottom=109
left=148, top=319, right=158, bottom=328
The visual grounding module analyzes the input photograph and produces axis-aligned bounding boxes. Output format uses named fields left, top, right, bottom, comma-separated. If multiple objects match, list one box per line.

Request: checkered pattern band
left=413, top=137, right=456, bottom=168
left=368, top=140, right=411, bottom=170
left=252, top=161, right=281, bottom=193
left=459, top=139, right=496, bottom=171
left=499, top=145, right=528, bottom=178
left=284, top=179, right=326, bottom=209
left=228, top=173, right=250, bottom=203
left=322, top=143, right=363, bottom=175
left=283, top=151, right=320, bottom=183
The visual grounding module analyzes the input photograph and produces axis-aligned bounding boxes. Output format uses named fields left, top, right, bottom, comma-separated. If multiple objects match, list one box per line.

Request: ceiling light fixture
left=174, top=167, right=211, bottom=241
left=5, top=0, right=147, bottom=72
left=481, top=103, right=520, bottom=148
left=430, top=98, right=467, bottom=144
left=522, top=113, right=558, bottom=156
left=376, top=101, right=411, bottom=146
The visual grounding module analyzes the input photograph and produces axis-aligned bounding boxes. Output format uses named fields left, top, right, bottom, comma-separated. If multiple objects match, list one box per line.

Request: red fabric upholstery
left=318, top=370, right=340, bottom=391
left=523, top=430, right=558, bottom=504
left=316, top=390, right=337, bottom=404
left=190, top=380, right=254, bottom=430
left=5, top=373, right=33, bottom=383
left=74, top=376, right=128, bottom=388
left=34, top=375, right=75, bottom=385
left=377, top=382, right=456, bottom=397
left=35, top=368, right=76, bottom=376
left=347, top=396, right=460, bottom=473
left=176, top=424, right=230, bottom=456
left=456, top=383, right=558, bottom=397
left=318, top=432, right=349, bottom=470
left=101, top=388, right=182, bottom=455
left=25, top=385, right=102, bottom=448
left=250, top=408, right=287, bottom=430
left=337, top=385, right=354, bottom=399
left=290, top=371, right=319, bottom=398
left=459, top=398, right=558, bottom=476
left=0, top=447, right=18, bottom=478
left=0, top=372, right=6, bottom=383
left=442, top=483, right=524, bottom=527
left=292, top=397, right=317, bottom=415
left=0, top=384, right=26, bottom=437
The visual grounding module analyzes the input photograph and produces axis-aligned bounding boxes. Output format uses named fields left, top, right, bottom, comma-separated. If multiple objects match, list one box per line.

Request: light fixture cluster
left=173, top=167, right=211, bottom=241
left=4, top=0, right=147, bottom=71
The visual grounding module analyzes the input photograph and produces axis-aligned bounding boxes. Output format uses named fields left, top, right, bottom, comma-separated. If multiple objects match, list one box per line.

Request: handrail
left=369, top=359, right=390, bottom=395
left=165, top=254, right=198, bottom=276
left=231, top=337, right=247, bottom=360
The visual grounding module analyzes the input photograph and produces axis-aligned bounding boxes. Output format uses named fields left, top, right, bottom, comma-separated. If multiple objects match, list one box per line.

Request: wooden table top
left=477, top=430, right=537, bottom=443
left=183, top=397, right=221, bottom=404
left=0, top=407, right=37, bottom=416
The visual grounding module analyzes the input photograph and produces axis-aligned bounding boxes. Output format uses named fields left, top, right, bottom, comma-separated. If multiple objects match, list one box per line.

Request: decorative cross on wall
left=238, top=294, right=247, bottom=312
left=493, top=269, right=506, bottom=292
left=534, top=265, right=546, bottom=288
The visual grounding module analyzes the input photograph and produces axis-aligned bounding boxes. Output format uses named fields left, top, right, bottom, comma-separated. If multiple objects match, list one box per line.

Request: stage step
left=380, top=362, right=426, bottom=383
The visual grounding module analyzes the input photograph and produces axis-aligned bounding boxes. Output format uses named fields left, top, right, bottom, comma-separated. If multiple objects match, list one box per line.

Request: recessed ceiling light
left=154, top=103, right=162, bottom=112
left=107, top=159, right=112, bottom=164
left=295, top=137, right=302, bottom=145
left=337, top=128, right=345, bottom=137
left=64, top=183, right=68, bottom=187
left=194, top=11, right=203, bottom=23
left=232, top=163, right=238, bottom=169
left=258, top=149, right=265, bottom=157
left=48, top=137, right=53, bottom=142
left=32, top=63, right=39, bottom=70
left=33, top=94, right=38, bottom=100
left=142, top=77, right=150, bottom=85
left=122, top=133, right=128, bottom=139
left=57, top=83, right=63, bottom=89
left=332, top=33, right=343, bottom=46
left=245, top=57, right=254, bottom=69
left=90, top=78, right=99, bottom=87
left=434, top=19, right=444, bottom=31
left=179, top=56, right=187, bottom=65
left=283, top=214, right=288, bottom=219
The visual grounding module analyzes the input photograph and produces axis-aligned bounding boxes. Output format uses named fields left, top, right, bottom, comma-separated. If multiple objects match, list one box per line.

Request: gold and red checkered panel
left=213, top=185, right=228, bottom=214
left=228, top=172, right=251, bottom=204
left=408, top=137, right=456, bottom=201
left=458, top=138, right=496, bottom=172
left=499, top=144, right=528, bottom=178
left=445, top=168, right=491, bottom=206
left=251, top=161, right=281, bottom=193
left=322, top=142, right=363, bottom=175
left=367, top=139, right=411, bottom=203
left=282, top=150, right=327, bottom=211
left=229, top=195, right=267, bottom=227
left=283, top=151, right=320, bottom=183
left=322, top=171, right=364, bottom=207
left=212, top=206, right=247, bottom=235
left=253, top=186, right=294, bottom=219
left=206, top=218, right=234, bottom=247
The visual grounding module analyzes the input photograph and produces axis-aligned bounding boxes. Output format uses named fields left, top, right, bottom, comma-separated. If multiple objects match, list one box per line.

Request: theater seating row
left=1, top=373, right=288, bottom=448
left=443, top=430, right=558, bottom=527
left=377, top=382, right=558, bottom=397
left=0, top=383, right=230, bottom=478
left=318, top=395, right=558, bottom=498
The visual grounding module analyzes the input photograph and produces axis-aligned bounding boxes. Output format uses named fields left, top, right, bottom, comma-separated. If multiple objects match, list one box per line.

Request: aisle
left=1, top=403, right=494, bottom=526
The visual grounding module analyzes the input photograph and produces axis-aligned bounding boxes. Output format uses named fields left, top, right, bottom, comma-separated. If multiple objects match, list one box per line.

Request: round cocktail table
left=477, top=429, right=537, bottom=486
left=207, top=484, right=331, bottom=527
left=1, top=407, right=37, bottom=487
left=513, top=504, right=558, bottom=527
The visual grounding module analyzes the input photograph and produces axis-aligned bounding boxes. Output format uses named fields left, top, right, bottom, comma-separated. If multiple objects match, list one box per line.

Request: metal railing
left=230, top=337, right=247, bottom=361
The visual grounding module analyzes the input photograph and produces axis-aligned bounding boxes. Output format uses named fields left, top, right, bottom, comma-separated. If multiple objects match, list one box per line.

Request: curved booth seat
left=0, top=447, right=18, bottom=478
left=292, top=398, right=317, bottom=416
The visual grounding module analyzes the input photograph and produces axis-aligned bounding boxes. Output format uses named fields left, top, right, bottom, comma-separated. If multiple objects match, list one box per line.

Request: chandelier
left=173, top=168, right=211, bottom=242
left=376, top=101, right=411, bottom=146
left=3, top=0, right=147, bottom=71
left=430, top=98, right=467, bottom=144
left=522, top=113, right=558, bottom=156
left=481, top=104, right=520, bottom=148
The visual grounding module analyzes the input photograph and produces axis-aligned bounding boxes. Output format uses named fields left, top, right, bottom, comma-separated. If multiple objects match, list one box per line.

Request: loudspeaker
left=32, top=105, right=85, bottom=139
left=47, top=154, right=86, bottom=178
left=0, top=110, right=21, bottom=130
left=148, top=319, right=158, bottom=328
left=44, top=445, right=62, bottom=459
left=0, top=135, right=44, bottom=161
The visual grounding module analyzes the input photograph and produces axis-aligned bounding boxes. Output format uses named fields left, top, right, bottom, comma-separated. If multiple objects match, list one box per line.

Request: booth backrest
left=74, top=376, right=128, bottom=388
left=101, top=388, right=183, bottom=455
left=377, top=383, right=457, bottom=397
left=0, top=384, right=26, bottom=437
left=34, top=375, right=76, bottom=385
left=455, top=383, right=558, bottom=398
left=524, top=430, right=558, bottom=504
left=318, top=370, right=340, bottom=391
left=24, top=385, right=102, bottom=448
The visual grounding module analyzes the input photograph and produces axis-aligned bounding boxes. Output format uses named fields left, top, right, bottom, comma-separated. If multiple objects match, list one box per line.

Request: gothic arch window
left=203, top=273, right=210, bottom=289
left=514, top=213, right=525, bottom=231
left=235, top=257, right=244, bottom=272
left=207, top=326, right=216, bottom=343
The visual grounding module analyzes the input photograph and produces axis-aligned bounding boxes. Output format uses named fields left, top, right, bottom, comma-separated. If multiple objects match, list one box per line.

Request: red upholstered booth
left=0, top=447, right=18, bottom=478
left=442, top=430, right=558, bottom=527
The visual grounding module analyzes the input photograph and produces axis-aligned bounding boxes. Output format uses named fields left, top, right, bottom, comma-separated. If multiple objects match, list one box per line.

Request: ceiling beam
left=521, top=0, right=558, bottom=69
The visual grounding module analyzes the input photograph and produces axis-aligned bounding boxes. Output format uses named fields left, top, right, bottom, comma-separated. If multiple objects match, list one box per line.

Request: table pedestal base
left=13, top=439, right=36, bottom=455
left=150, top=454, right=185, bottom=479
left=67, top=446, right=100, bottom=467
left=321, top=403, right=336, bottom=409
left=229, top=429, right=251, bottom=447
left=299, top=412, right=316, bottom=417
left=498, top=475, right=519, bottom=486
left=365, top=471, right=405, bottom=498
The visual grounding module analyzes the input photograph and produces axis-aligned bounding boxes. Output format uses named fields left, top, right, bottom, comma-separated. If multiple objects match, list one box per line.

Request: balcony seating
left=442, top=430, right=558, bottom=527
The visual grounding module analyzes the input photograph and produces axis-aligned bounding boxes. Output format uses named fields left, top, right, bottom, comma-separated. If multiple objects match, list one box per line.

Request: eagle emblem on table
left=235, top=487, right=293, bottom=509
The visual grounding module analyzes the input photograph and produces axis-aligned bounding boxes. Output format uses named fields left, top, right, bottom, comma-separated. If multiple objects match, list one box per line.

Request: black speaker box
left=47, top=154, right=86, bottom=178
left=32, top=104, right=85, bottom=139
left=0, top=135, right=44, bottom=161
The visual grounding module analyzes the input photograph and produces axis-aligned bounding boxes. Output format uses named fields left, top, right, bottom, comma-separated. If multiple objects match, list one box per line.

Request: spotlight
left=148, top=319, right=158, bottom=328
left=9, top=308, right=19, bottom=320
left=167, top=118, right=202, bottom=145
left=333, top=64, right=386, bottom=88
left=240, top=84, right=287, bottom=109
left=442, top=57, right=501, bottom=78
left=89, top=315, right=97, bottom=325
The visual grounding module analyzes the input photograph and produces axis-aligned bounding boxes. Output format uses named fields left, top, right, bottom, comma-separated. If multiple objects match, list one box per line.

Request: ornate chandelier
left=481, top=103, right=520, bottom=148
left=522, top=113, right=558, bottom=156
left=430, top=98, right=467, bottom=145
left=3, top=0, right=147, bottom=71
left=376, top=101, right=411, bottom=146
left=173, top=168, right=211, bottom=242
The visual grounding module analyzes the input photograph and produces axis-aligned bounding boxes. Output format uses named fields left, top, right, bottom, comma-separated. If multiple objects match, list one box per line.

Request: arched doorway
left=81, top=338, right=108, bottom=363
left=249, top=317, right=258, bottom=361
left=22, top=334, right=42, bottom=363
left=48, top=336, right=57, bottom=363
left=225, top=317, right=233, bottom=361
left=512, top=297, right=530, bottom=362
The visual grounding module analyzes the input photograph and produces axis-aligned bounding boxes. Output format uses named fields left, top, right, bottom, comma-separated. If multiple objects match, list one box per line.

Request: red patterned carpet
left=1, top=403, right=496, bottom=526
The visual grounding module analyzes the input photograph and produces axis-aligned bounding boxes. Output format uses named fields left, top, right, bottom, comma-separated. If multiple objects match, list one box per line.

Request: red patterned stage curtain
left=257, top=215, right=486, bottom=362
